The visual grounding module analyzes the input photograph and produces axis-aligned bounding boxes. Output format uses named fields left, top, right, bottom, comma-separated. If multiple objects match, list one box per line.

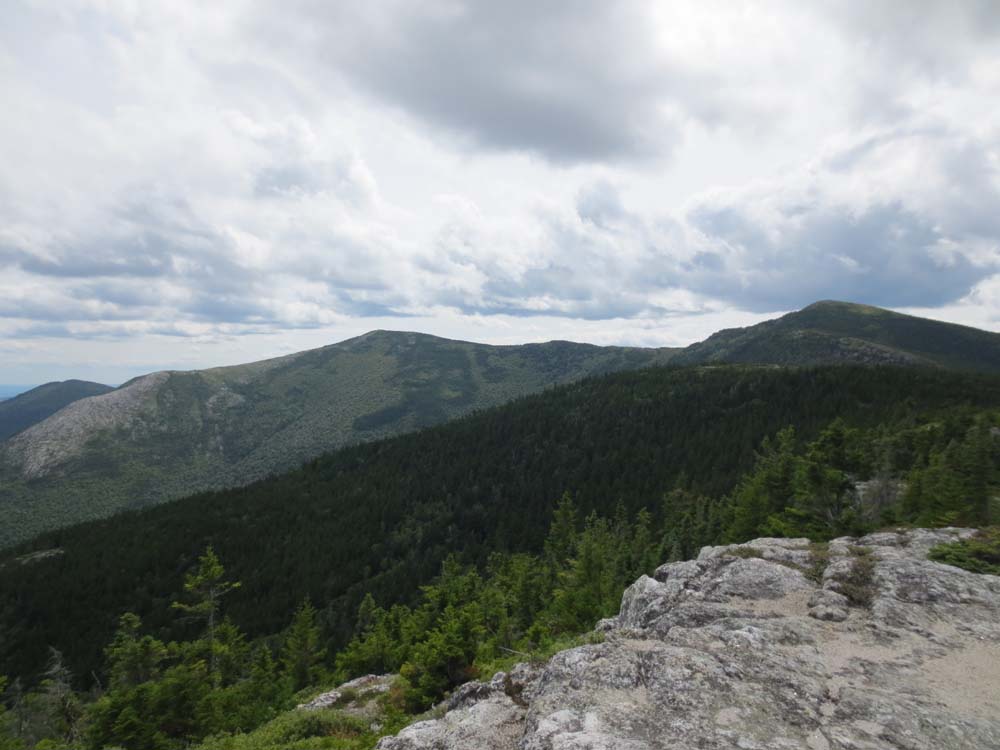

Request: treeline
left=336, top=495, right=659, bottom=710
left=662, top=413, right=999, bottom=557
left=2, top=365, right=1000, bottom=685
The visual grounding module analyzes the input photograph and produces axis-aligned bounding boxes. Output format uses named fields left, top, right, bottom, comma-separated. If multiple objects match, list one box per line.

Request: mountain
left=3, top=362, right=997, bottom=681
left=0, top=379, right=113, bottom=442
left=676, top=300, right=1000, bottom=370
left=0, top=331, right=675, bottom=547
left=2, top=300, right=999, bottom=549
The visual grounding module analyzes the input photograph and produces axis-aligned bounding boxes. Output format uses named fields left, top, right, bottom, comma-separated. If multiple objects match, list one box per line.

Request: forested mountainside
left=3, top=363, right=997, bottom=689
left=674, top=300, right=1000, bottom=371
left=0, top=380, right=112, bottom=442
left=2, top=301, right=999, bottom=549
left=0, top=333, right=675, bottom=548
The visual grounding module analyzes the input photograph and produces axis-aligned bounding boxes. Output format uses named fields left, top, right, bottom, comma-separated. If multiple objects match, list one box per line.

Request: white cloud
left=1, top=0, right=998, bottom=381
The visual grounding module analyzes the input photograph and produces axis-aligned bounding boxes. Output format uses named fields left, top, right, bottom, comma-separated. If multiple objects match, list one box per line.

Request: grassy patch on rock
left=838, top=546, right=877, bottom=608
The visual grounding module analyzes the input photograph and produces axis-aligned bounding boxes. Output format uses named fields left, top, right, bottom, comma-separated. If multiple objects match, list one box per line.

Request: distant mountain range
left=1, top=299, right=998, bottom=548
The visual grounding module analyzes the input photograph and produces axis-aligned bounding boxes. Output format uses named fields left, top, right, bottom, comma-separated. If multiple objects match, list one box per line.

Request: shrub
left=838, top=546, right=877, bottom=608
left=928, top=528, right=1000, bottom=575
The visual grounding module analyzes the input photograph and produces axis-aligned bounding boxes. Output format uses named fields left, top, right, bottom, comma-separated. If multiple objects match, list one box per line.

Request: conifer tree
left=282, top=598, right=327, bottom=692
left=36, top=649, right=82, bottom=746
left=172, top=547, right=240, bottom=686
left=105, top=613, right=167, bottom=691
left=544, top=492, right=578, bottom=572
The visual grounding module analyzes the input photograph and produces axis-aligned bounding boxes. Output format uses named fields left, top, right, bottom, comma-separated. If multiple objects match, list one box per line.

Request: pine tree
left=172, top=547, right=241, bottom=686
left=104, top=613, right=166, bottom=691
left=37, top=649, right=82, bottom=746
left=630, top=508, right=659, bottom=577
left=281, top=599, right=327, bottom=692
left=544, top=492, right=578, bottom=572
left=726, top=427, right=799, bottom=542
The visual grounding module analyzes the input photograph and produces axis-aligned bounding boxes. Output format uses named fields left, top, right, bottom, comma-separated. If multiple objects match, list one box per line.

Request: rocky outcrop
left=298, top=673, right=394, bottom=712
left=377, top=528, right=1000, bottom=749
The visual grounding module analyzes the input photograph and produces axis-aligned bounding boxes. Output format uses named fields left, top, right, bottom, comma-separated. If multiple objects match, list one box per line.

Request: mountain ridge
left=3, top=299, right=1000, bottom=548
left=674, top=300, right=1000, bottom=370
left=3, top=362, right=997, bottom=681
left=0, top=333, right=676, bottom=546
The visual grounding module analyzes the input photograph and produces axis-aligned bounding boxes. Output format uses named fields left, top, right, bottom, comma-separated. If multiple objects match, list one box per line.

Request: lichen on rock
left=377, top=528, right=1000, bottom=749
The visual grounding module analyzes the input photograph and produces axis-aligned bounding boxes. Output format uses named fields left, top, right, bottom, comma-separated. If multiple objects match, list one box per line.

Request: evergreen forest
left=1, top=363, right=999, bottom=750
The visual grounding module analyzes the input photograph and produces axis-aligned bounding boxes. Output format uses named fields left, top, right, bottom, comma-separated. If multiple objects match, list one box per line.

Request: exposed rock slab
left=298, top=673, right=394, bottom=712
left=378, top=528, right=1000, bottom=749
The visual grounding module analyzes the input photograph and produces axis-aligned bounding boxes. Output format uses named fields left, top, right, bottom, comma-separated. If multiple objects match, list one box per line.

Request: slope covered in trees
left=2, top=363, right=998, bottom=686
left=1, top=406, right=996, bottom=750
left=3, top=301, right=999, bottom=550
left=0, top=333, right=675, bottom=548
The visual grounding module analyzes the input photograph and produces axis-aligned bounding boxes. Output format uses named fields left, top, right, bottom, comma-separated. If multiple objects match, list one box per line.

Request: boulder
left=377, top=529, right=1000, bottom=749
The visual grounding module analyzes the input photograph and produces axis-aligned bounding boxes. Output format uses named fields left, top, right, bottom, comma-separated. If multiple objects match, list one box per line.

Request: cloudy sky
left=2, top=1, right=999, bottom=384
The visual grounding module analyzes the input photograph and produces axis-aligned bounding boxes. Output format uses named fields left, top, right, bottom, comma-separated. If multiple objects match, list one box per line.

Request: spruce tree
left=282, top=599, right=327, bottom=692
left=172, top=547, right=241, bottom=686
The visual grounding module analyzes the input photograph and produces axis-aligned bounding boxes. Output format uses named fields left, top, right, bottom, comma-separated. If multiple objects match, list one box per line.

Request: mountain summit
left=677, top=300, right=1000, bottom=371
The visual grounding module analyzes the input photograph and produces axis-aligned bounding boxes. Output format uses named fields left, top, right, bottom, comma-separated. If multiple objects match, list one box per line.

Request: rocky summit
left=377, top=528, right=1000, bottom=749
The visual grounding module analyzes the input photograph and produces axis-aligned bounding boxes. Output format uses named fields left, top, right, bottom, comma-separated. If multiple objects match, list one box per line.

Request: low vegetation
left=928, top=527, right=1000, bottom=575
left=837, top=547, right=878, bottom=608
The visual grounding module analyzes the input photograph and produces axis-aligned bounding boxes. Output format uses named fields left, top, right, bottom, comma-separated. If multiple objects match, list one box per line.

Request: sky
left=2, top=1, right=999, bottom=385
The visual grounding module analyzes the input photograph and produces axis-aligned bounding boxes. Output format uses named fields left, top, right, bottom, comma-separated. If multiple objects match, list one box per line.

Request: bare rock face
left=377, top=528, right=1000, bottom=749
left=298, top=673, right=393, bottom=712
